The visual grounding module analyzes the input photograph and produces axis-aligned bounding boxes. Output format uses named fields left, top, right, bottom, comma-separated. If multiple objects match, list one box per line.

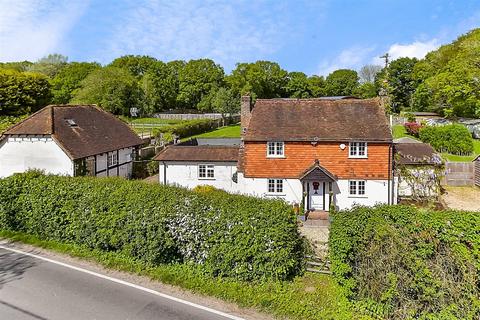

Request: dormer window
left=349, top=142, right=367, bottom=158
left=267, top=141, right=284, bottom=158
left=65, top=119, right=77, bottom=127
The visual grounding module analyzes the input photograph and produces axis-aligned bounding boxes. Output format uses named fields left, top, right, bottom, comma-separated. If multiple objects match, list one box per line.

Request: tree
left=210, top=87, right=240, bottom=119
left=177, top=59, right=225, bottom=109
left=410, top=28, right=480, bottom=117
left=359, top=64, right=382, bottom=83
left=354, top=82, right=377, bottom=98
left=284, top=72, right=311, bottom=98
left=383, top=57, right=419, bottom=113
left=324, top=69, right=359, bottom=96
left=51, top=62, right=101, bottom=104
left=142, top=61, right=179, bottom=113
left=27, top=54, right=68, bottom=78
left=72, top=67, right=144, bottom=115
left=0, top=69, right=51, bottom=115
left=108, top=55, right=157, bottom=78
left=227, top=61, right=288, bottom=99
left=0, top=61, right=33, bottom=72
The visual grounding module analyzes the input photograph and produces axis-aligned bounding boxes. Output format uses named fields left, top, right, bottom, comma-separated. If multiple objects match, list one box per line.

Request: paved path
left=0, top=246, right=242, bottom=320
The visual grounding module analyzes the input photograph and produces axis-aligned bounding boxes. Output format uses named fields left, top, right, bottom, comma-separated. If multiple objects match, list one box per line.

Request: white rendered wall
left=0, top=136, right=73, bottom=177
left=333, top=179, right=390, bottom=210
left=159, top=161, right=238, bottom=190
left=237, top=173, right=303, bottom=203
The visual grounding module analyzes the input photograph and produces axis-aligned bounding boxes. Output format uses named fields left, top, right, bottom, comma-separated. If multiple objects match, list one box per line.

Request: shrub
left=0, top=172, right=304, bottom=281
left=419, top=124, right=474, bottom=155
left=330, top=205, right=480, bottom=319
left=154, top=119, right=218, bottom=140
left=403, top=122, right=422, bottom=137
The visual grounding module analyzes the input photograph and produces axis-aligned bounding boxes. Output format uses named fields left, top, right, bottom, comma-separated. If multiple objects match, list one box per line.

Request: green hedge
left=419, top=124, right=474, bottom=155
left=0, top=172, right=305, bottom=281
left=330, top=205, right=480, bottom=319
left=154, top=118, right=219, bottom=140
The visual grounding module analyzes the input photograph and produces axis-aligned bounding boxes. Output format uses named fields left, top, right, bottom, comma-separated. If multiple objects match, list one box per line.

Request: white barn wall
left=159, top=161, right=238, bottom=190
left=0, top=136, right=73, bottom=177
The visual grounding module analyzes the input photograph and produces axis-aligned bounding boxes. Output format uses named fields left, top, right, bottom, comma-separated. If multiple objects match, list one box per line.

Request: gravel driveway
left=442, top=186, right=480, bottom=211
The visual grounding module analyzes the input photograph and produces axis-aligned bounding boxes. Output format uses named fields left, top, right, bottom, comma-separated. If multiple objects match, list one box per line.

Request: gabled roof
left=154, top=145, right=239, bottom=162
left=244, top=98, right=392, bottom=142
left=3, top=105, right=143, bottom=159
left=299, top=159, right=337, bottom=181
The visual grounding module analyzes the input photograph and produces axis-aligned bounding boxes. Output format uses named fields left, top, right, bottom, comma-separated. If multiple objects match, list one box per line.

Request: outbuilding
left=0, top=105, right=143, bottom=178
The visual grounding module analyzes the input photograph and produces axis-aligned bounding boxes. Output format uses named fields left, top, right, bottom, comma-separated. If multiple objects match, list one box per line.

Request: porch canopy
left=299, top=159, right=337, bottom=181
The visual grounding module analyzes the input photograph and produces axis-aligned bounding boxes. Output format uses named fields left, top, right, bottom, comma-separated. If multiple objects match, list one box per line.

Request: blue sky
left=0, top=0, right=479, bottom=75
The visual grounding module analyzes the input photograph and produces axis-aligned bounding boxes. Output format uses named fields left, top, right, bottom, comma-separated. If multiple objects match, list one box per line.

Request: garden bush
left=403, top=122, right=422, bottom=137
left=330, top=205, right=480, bottom=319
left=0, top=172, right=305, bottom=281
left=154, top=118, right=219, bottom=140
left=419, top=124, right=474, bottom=155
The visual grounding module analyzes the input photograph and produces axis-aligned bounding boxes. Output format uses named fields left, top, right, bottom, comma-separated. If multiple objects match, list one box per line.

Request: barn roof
left=3, top=105, right=143, bottom=159
left=395, top=142, right=442, bottom=166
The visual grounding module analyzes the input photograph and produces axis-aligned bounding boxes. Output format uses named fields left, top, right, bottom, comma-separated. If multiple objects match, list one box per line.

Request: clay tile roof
left=395, top=142, right=442, bottom=165
left=3, top=105, right=143, bottom=159
left=154, top=145, right=239, bottom=162
left=244, top=98, right=392, bottom=142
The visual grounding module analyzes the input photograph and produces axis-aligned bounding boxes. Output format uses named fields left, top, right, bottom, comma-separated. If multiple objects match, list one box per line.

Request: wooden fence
left=443, top=162, right=475, bottom=186
left=152, top=113, right=239, bottom=120
left=475, top=158, right=480, bottom=187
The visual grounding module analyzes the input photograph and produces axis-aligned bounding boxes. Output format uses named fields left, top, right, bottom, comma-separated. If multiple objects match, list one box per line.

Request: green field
left=187, top=124, right=240, bottom=139
left=392, top=124, right=479, bottom=162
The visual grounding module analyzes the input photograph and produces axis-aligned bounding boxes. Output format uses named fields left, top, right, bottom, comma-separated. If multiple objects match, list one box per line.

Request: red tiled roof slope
left=244, top=98, right=392, bottom=142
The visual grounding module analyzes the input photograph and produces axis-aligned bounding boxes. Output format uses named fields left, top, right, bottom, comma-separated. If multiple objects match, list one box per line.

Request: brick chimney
left=240, top=95, right=253, bottom=138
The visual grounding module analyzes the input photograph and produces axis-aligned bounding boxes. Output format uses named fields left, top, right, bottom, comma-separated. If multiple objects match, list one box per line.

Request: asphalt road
left=0, top=246, right=243, bottom=320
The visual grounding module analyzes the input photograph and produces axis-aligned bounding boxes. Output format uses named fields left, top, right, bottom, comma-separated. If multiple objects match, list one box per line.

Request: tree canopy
left=0, top=69, right=52, bottom=115
left=2, top=28, right=480, bottom=117
left=72, top=67, right=143, bottom=115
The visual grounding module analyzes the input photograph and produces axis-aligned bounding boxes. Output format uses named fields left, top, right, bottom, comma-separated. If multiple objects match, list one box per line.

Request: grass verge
left=0, top=230, right=365, bottom=320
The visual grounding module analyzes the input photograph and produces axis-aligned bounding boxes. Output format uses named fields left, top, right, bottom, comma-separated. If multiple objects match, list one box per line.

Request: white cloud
left=378, top=39, right=440, bottom=62
left=0, top=0, right=89, bottom=62
left=317, top=46, right=376, bottom=76
left=102, top=0, right=324, bottom=71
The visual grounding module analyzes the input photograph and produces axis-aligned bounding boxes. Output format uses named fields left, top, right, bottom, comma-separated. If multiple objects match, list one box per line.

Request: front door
left=309, top=181, right=324, bottom=210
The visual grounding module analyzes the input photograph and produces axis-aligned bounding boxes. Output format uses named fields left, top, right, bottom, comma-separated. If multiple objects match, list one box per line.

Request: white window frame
left=107, top=152, right=118, bottom=167
left=267, top=141, right=285, bottom=158
left=267, top=179, right=284, bottom=194
left=349, top=180, right=366, bottom=197
left=349, top=142, right=368, bottom=158
left=198, top=164, right=215, bottom=179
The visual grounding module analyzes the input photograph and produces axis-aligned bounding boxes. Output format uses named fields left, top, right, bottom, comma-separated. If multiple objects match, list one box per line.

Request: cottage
left=157, top=97, right=395, bottom=213
left=0, top=105, right=143, bottom=178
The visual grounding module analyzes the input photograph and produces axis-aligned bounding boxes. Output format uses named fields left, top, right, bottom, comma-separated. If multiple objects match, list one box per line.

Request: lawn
left=187, top=124, right=240, bottom=139
left=392, top=124, right=480, bottom=162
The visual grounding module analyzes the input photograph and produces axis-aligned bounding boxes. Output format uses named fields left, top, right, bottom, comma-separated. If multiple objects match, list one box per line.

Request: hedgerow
left=0, top=172, right=305, bottom=281
left=419, top=124, right=474, bottom=155
left=154, top=118, right=219, bottom=140
left=330, top=205, right=480, bottom=319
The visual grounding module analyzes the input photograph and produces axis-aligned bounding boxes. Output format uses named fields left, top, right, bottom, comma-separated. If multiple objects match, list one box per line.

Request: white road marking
left=0, top=244, right=245, bottom=320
